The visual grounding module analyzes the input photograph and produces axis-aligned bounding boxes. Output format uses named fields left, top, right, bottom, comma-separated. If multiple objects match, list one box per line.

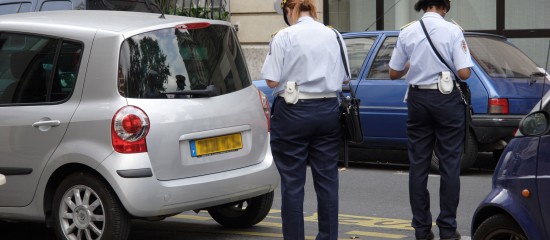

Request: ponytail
left=286, top=0, right=318, bottom=23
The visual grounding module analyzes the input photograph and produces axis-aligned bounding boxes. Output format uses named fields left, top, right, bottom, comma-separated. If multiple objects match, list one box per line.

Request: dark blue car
left=254, top=30, right=548, bottom=172
left=471, top=90, right=550, bottom=240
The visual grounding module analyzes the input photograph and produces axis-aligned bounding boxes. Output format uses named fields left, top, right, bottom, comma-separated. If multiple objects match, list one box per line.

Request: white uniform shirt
left=389, top=12, right=473, bottom=85
left=260, top=16, right=349, bottom=95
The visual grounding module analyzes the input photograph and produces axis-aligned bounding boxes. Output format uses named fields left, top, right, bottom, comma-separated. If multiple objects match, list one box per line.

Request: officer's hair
left=414, top=0, right=450, bottom=12
left=285, top=0, right=318, bottom=22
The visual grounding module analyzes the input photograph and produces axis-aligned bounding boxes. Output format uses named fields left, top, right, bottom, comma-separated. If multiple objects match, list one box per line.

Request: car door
left=537, top=101, right=550, bottom=236
left=345, top=33, right=408, bottom=147
left=0, top=33, right=82, bottom=206
left=538, top=134, right=550, bottom=237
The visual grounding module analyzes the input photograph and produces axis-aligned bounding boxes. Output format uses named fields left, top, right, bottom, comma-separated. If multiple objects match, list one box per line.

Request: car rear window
left=0, top=32, right=82, bottom=105
left=467, top=35, right=541, bottom=79
left=118, top=24, right=251, bottom=99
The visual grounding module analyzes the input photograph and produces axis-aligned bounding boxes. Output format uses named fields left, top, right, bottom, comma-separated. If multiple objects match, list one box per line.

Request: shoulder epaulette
left=400, top=20, right=417, bottom=30
left=271, top=27, right=287, bottom=38
left=451, top=19, right=464, bottom=32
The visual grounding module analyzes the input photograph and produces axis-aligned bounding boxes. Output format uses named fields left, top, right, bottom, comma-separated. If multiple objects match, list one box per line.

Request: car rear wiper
left=164, top=85, right=219, bottom=97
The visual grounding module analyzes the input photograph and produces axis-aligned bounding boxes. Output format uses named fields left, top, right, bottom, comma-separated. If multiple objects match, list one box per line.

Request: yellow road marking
left=256, top=221, right=282, bottom=228
left=268, top=209, right=282, bottom=214
left=347, top=230, right=407, bottom=239
left=300, top=212, right=413, bottom=230
left=172, top=214, right=211, bottom=221
left=338, top=214, right=413, bottom=230
left=172, top=209, right=415, bottom=239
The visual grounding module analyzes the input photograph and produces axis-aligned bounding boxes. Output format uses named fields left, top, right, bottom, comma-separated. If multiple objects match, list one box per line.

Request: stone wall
left=230, top=0, right=323, bottom=80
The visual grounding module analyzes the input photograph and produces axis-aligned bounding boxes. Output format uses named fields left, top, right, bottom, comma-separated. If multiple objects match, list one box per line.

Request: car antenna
left=159, top=0, right=166, bottom=19
left=365, top=0, right=403, bottom=31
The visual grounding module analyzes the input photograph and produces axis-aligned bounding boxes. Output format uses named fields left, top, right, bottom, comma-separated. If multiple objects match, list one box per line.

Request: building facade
left=231, top=0, right=550, bottom=80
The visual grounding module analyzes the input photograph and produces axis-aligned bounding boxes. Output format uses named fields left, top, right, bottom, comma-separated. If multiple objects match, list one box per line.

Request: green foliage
left=155, top=0, right=230, bottom=21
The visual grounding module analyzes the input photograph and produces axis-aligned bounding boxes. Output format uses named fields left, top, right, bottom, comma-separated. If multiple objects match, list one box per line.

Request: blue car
left=254, top=30, right=548, bottom=172
left=471, top=89, right=550, bottom=240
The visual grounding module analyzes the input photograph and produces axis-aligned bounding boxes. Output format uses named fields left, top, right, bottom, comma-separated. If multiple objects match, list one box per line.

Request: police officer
left=261, top=0, right=349, bottom=239
left=388, top=0, right=472, bottom=240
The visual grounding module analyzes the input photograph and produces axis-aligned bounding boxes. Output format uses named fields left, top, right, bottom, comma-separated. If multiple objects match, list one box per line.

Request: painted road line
left=172, top=211, right=471, bottom=239
left=256, top=221, right=282, bottom=228
left=394, top=171, right=439, bottom=177
left=302, top=212, right=413, bottom=230
left=175, top=210, right=415, bottom=231
left=347, top=230, right=407, bottom=239
left=173, top=214, right=211, bottom=221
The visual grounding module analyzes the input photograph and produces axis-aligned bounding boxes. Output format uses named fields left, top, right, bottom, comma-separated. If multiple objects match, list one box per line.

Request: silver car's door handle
left=32, top=120, right=61, bottom=127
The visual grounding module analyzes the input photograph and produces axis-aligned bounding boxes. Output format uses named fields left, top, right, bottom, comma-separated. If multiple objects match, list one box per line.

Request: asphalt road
left=0, top=149, right=496, bottom=240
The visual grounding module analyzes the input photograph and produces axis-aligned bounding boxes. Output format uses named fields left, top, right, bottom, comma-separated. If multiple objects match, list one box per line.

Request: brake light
left=488, top=98, right=509, bottom=114
left=112, top=106, right=149, bottom=153
left=258, top=89, right=270, bottom=132
left=176, top=22, right=211, bottom=30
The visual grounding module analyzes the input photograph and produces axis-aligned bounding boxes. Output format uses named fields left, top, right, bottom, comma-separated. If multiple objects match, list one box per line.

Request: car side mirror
left=529, top=72, right=546, bottom=86
left=519, top=111, right=550, bottom=136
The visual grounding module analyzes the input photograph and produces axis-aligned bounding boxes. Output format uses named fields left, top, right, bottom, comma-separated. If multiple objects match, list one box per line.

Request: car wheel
left=431, top=128, right=478, bottom=174
left=473, top=214, right=527, bottom=240
left=52, top=172, right=130, bottom=240
left=207, top=191, right=274, bottom=228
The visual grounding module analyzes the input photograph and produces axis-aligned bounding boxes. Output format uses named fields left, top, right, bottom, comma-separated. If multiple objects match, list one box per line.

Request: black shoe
left=440, top=231, right=461, bottom=240
left=416, top=231, right=434, bottom=240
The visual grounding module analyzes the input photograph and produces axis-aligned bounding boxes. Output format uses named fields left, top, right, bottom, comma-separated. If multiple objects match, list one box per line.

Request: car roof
left=342, top=30, right=507, bottom=40
left=0, top=10, right=229, bottom=34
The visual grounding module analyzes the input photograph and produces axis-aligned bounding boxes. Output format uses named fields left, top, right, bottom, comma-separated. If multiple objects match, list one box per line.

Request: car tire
left=430, top=128, right=478, bottom=174
left=207, top=191, right=274, bottom=228
left=473, top=214, right=527, bottom=240
left=52, top=172, right=131, bottom=240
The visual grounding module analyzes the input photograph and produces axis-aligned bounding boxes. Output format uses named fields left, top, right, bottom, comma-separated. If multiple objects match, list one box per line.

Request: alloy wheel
left=59, top=185, right=105, bottom=240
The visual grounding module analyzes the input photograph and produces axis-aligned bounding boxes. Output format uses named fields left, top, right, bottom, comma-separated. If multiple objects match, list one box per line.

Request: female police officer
left=260, top=0, right=349, bottom=239
left=388, top=0, right=472, bottom=240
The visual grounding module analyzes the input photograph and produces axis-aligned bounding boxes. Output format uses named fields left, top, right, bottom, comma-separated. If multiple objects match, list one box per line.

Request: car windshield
left=467, top=35, right=541, bottom=79
left=118, top=24, right=251, bottom=99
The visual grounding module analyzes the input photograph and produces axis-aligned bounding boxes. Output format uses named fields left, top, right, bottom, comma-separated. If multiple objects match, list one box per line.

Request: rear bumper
left=471, top=114, right=522, bottom=147
left=97, top=145, right=279, bottom=218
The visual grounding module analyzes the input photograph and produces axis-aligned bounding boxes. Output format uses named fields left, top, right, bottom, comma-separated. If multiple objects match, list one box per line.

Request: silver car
left=0, top=10, right=279, bottom=240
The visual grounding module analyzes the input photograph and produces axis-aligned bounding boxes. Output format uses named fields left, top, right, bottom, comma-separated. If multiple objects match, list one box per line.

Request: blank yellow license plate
left=190, top=133, right=243, bottom=157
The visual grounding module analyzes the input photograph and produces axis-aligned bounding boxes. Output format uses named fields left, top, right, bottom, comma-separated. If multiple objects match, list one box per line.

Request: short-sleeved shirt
left=389, top=12, right=473, bottom=85
left=260, top=16, right=349, bottom=95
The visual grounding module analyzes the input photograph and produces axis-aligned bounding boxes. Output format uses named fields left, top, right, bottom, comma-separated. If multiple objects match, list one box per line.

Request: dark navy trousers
left=270, top=97, right=341, bottom=240
left=406, top=87, right=464, bottom=238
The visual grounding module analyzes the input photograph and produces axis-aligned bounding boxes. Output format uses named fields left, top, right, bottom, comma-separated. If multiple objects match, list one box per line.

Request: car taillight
left=112, top=106, right=149, bottom=153
left=488, top=98, right=509, bottom=114
left=258, top=89, right=270, bottom=132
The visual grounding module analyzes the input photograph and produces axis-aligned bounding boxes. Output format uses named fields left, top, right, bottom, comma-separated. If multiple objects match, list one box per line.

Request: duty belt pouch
left=283, top=81, right=299, bottom=104
left=438, top=71, right=453, bottom=94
